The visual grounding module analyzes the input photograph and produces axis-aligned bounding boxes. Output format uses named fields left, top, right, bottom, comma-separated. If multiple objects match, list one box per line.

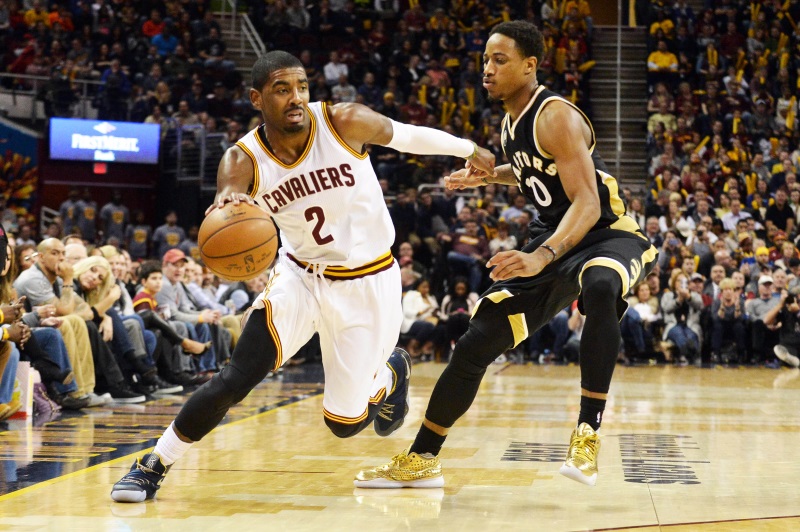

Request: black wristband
left=91, top=306, right=101, bottom=323
left=540, top=244, right=558, bottom=263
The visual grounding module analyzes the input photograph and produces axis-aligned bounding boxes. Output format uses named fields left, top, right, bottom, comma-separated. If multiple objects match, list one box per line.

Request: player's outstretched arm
left=206, top=145, right=257, bottom=215
left=445, top=163, right=518, bottom=190
left=327, top=102, right=496, bottom=176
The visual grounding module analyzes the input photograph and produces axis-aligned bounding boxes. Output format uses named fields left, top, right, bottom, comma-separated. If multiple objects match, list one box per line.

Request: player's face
left=482, top=33, right=537, bottom=102
left=252, top=67, right=310, bottom=134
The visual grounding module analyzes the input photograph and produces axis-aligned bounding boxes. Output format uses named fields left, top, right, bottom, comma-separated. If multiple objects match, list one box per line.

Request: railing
left=219, top=0, right=238, bottom=33
left=160, top=122, right=229, bottom=192
left=0, top=72, right=104, bottom=122
left=219, top=0, right=266, bottom=58
left=39, top=206, right=59, bottom=237
left=240, top=11, right=267, bottom=57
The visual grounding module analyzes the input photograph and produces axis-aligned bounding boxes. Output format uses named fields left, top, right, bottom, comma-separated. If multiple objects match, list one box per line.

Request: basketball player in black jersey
left=356, top=20, right=658, bottom=488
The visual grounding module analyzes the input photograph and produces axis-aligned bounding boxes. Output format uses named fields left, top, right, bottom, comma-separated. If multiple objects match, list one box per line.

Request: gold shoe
left=559, top=423, right=601, bottom=486
left=354, top=449, right=444, bottom=488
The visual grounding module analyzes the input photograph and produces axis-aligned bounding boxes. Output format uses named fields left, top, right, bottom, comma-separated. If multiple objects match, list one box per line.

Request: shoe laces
left=378, top=402, right=395, bottom=421
left=568, top=434, right=598, bottom=463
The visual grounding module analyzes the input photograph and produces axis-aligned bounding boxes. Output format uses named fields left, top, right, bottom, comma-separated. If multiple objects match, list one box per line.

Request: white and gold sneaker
left=559, top=423, right=601, bottom=486
left=354, top=449, right=444, bottom=488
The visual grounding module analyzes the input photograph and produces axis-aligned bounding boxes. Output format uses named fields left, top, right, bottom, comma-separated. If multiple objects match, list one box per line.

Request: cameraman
left=764, top=291, right=800, bottom=367
left=687, top=222, right=716, bottom=277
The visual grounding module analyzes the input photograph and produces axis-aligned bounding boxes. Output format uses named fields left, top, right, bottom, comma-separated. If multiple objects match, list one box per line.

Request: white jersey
left=236, top=101, right=395, bottom=269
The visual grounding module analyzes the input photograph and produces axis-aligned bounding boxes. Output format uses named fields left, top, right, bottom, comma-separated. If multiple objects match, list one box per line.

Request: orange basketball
left=199, top=202, right=278, bottom=281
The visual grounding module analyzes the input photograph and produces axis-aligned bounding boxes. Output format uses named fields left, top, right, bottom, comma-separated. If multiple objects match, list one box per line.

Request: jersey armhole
left=235, top=141, right=259, bottom=198
left=532, top=97, right=596, bottom=159
left=322, top=102, right=369, bottom=160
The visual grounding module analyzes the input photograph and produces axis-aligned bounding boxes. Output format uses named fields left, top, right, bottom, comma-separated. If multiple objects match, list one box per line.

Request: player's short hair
left=252, top=51, right=304, bottom=91
left=138, top=260, right=162, bottom=282
left=489, top=20, right=544, bottom=63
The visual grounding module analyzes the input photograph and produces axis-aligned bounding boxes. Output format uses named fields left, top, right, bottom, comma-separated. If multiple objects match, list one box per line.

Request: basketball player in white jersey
left=111, top=50, right=496, bottom=502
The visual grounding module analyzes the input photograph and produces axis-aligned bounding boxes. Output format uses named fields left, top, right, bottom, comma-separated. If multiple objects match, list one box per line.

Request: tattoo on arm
left=492, top=164, right=518, bottom=185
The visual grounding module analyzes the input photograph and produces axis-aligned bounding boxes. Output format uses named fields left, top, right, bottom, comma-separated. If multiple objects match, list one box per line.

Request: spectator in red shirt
left=142, top=9, right=164, bottom=38
left=400, top=93, right=428, bottom=125
left=440, top=219, right=489, bottom=293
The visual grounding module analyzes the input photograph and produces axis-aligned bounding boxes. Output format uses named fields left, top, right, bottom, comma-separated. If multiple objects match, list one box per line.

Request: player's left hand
left=205, top=193, right=255, bottom=216
left=487, top=250, right=550, bottom=281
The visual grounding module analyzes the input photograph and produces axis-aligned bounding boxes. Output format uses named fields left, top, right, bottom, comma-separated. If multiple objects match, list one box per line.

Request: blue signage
left=49, top=118, right=160, bottom=164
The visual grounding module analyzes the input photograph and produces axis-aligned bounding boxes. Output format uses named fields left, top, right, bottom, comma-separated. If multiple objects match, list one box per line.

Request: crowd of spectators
left=5, top=0, right=800, bottom=385
left=0, top=207, right=272, bottom=419
left=634, top=0, right=800, bottom=368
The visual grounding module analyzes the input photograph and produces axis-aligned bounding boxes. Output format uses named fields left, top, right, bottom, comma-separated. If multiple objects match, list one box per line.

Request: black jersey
left=501, top=86, right=638, bottom=236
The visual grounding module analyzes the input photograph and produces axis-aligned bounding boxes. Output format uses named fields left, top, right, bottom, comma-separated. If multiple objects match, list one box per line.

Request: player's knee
left=219, top=363, right=267, bottom=403
left=581, top=267, right=622, bottom=307
left=452, top=324, right=512, bottom=370
left=324, top=417, right=364, bottom=438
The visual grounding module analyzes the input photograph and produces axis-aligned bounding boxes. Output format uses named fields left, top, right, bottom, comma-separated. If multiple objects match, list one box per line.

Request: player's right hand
left=205, top=192, right=256, bottom=216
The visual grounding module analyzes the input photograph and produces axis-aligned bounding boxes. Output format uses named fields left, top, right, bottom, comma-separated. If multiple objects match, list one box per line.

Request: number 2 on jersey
left=305, top=206, right=333, bottom=245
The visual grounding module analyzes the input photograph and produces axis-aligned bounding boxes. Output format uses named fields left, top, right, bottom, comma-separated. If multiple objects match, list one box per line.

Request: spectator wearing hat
left=768, top=230, right=789, bottom=265
left=765, top=189, right=795, bottom=236
left=746, top=275, right=781, bottom=365
left=157, top=248, right=226, bottom=374
left=733, top=231, right=756, bottom=268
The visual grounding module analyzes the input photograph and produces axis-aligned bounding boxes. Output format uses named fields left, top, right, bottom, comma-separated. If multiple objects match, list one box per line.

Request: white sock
left=370, top=362, right=394, bottom=399
left=153, top=422, right=194, bottom=466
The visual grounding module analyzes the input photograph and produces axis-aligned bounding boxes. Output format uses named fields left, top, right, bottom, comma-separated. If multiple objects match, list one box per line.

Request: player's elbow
left=578, top=195, right=601, bottom=224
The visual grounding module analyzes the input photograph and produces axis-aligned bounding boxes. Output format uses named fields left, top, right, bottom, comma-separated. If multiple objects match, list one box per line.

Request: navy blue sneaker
left=374, top=348, right=411, bottom=437
left=111, top=453, right=171, bottom=502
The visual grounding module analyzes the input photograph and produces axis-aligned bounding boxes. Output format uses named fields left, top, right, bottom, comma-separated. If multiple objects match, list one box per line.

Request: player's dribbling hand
left=205, top=192, right=256, bottom=216
left=487, top=250, right=550, bottom=281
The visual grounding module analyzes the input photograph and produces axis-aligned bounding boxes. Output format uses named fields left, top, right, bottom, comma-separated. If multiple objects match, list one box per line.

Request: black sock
left=409, top=423, right=447, bottom=456
left=578, top=396, right=606, bottom=431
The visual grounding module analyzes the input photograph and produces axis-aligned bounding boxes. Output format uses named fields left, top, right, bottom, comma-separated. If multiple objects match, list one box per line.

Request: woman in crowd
left=621, top=281, right=665, bottom=363
left=661, top=269, right=704, bottom=366
left=401, top=278, right=440, bottom=359
left=437, top=277, right=478, bottom=360
left=72, top=256, right=172, bottom=397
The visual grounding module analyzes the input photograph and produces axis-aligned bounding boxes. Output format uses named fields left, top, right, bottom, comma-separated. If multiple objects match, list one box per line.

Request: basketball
left=199, top=201, right=278, bottom=281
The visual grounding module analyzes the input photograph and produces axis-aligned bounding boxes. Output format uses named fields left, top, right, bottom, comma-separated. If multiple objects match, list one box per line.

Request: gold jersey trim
left=323, top=406, right=370, bottom=424
left=321, top=102, right=369, bottom=160
left=263, top=300, right=283, bottom=370
left=254, top=107, right=317, bottom=169
left=235, top=141, right=260, bottom=198
left=288, top=251, right=395, bottom=280
left=532, top=96, right=596, bottom=159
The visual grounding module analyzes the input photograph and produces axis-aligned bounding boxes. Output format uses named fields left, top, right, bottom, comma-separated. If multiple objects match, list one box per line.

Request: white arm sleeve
left=385, top=120, right=475, bottom=158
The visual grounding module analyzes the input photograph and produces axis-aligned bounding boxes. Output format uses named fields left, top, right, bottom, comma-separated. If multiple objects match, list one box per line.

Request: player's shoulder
left=325, top=101, right=375, bottom=128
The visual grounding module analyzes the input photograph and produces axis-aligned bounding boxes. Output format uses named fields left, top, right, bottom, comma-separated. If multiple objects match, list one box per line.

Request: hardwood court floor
left=1, top=362, right=800, bottom=531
